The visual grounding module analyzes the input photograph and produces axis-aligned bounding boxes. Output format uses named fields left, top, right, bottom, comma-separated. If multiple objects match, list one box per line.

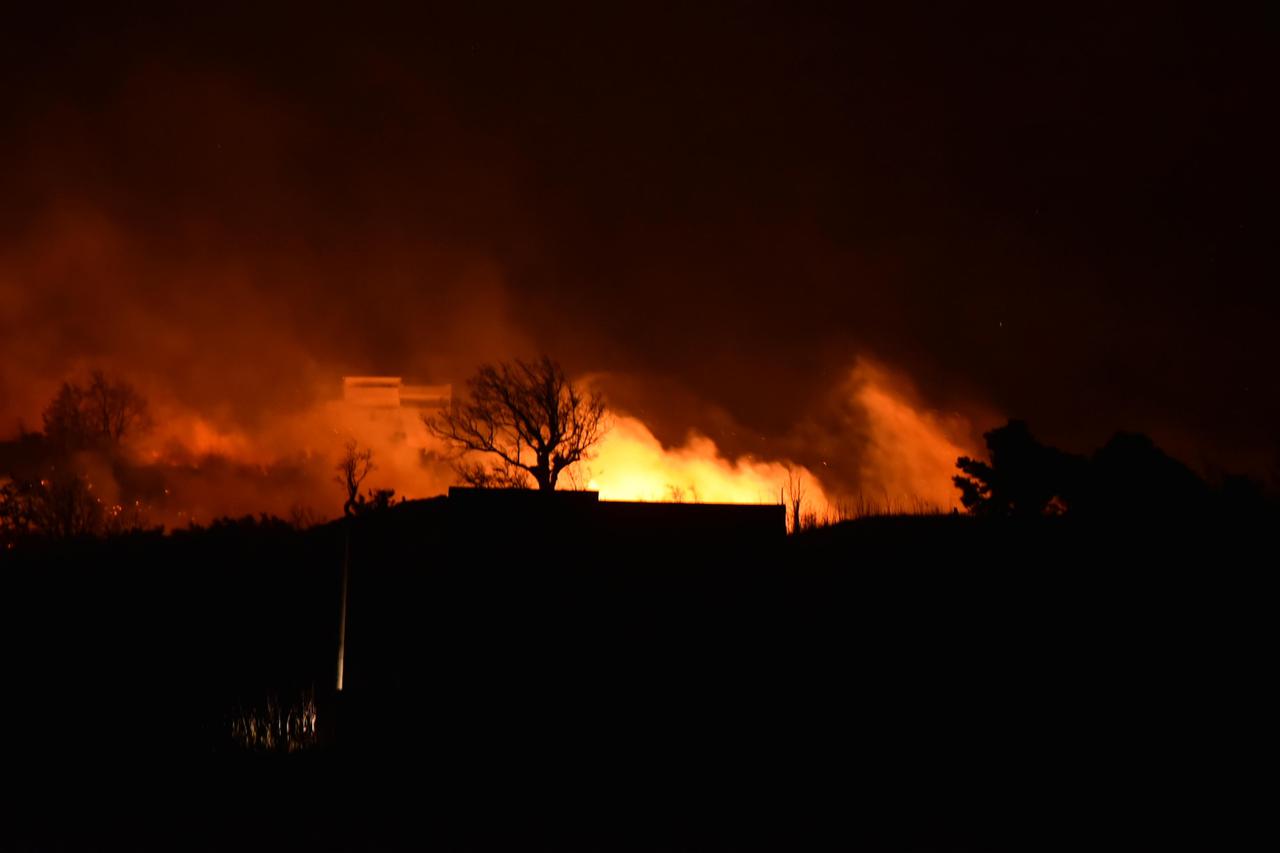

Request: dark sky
left=2, top=2, right=1275, bottom=479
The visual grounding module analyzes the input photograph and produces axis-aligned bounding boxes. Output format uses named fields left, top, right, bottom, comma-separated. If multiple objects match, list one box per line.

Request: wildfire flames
left=585, top=415, right=827, bottom=506
left=1, top=362, right=976, bottom=530
left=2, top=214, right=986, bottom=528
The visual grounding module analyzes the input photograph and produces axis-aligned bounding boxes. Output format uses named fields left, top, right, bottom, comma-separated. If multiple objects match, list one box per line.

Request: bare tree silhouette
left=335, top=440, right=375, bottom=516
left=425, top=356, right=608, bottom=491
left=42, top=370, right=150, bottom=451
left=782, top=467, right=806, bottom=533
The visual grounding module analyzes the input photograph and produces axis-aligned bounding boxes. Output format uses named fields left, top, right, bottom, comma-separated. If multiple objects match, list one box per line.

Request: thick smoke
left=0, top=200, right=982, bottom=521
left=0, top=204, right=526, bottom=522
left=0, top=62, right=996, bottom=522
left=4, top=7, right=1271, bottom=520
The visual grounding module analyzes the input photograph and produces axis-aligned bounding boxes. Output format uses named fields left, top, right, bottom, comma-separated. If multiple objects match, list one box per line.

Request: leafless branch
left=335, top=440, right=375, bottom=516
left=425, top=356, right=609, bottom=491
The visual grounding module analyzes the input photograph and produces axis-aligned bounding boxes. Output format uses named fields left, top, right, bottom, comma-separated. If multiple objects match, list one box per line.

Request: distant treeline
left=3, top=370, right=1275, bottom=550
left=954, top=419, right=1272, bottom=519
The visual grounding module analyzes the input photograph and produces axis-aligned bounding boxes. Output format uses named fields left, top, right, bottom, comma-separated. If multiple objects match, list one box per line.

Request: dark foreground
left=3, top=495, right=1270, bottom=851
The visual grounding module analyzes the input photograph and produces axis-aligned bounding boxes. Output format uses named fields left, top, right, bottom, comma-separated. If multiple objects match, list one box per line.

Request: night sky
left=2, top=2, right=1275, bottom=485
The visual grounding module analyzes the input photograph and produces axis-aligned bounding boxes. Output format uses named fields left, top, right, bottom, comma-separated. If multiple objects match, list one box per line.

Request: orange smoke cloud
left=785, top=359, right=985, bottom=514
left=132, top=388, right=458, bottom=525
left=0, top=69, right=996, bottom=527
left=843, top=360, right=979, bottom=511
left=566, top=360, right=980, bottom=517
left=5, top=357, right=982, bottom=530
left=125, top=362, right=974, bottom=525
left=1, top=209, right=987, bottom=525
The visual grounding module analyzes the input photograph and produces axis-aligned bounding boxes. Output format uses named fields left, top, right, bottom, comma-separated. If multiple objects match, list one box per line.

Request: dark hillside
left=2, top=496, right=1269, bottom=850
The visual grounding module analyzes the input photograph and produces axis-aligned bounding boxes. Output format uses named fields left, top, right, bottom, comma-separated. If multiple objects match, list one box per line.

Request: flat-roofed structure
left=399, top=384, right=451, bottom=409
left=446, top=486, right=786, bottom=544
left=343, top=377, right=451, bottom=409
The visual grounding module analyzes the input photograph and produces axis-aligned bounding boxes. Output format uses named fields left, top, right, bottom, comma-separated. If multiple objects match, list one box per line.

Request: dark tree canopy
left=426, top=356, right=608, bottom=492
left=42, top=370, right=149, bottom=451
left=953, top=420, right=1087, bottom=517
left=955, top=420, right=1218, bottom=518
left=1084, top=432, right=1211, bottom=518
left=334, top=440, right=375, bottom=517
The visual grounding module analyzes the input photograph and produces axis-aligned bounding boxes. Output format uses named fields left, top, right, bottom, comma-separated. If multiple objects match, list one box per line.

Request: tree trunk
left=533, top=455, right=553, bottom=490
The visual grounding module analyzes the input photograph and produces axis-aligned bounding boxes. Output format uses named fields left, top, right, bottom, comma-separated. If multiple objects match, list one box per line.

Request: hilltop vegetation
left=4, top=489, right=1269, bottom=849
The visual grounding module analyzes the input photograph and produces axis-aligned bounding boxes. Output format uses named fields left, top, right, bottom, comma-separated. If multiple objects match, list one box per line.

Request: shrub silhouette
left=953, top=420, right=1086, bottom=517
left=955, top=420, right=1218, bottom=518
left=1079, top=432, right=1210, bottom=518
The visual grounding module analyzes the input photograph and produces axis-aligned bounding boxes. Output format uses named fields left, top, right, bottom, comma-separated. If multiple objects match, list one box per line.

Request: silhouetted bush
left=1079, top=431, right=1211, bottom=518
left=951, top=419, right=1261, bottom=520
left=954, top=420, right=1086, bottom=516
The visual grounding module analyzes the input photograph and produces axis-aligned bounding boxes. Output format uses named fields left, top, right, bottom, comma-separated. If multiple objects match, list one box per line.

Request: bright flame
left=585, top=415, right=827, bottom=506
left=5, top=352, right=978, bottom=529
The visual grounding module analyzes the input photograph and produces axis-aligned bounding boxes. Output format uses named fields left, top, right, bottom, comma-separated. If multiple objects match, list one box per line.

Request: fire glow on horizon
left=584, top=416, right=824, bottom=505
left=1, top=210, right=986, bottom=528
left=98, top=360, right=977, bottom=527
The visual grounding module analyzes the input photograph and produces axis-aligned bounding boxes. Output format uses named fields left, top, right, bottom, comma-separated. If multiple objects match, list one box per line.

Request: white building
left=338, top=376, right=451, bottom=455
left=342, top=377, right=450, bottom=410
